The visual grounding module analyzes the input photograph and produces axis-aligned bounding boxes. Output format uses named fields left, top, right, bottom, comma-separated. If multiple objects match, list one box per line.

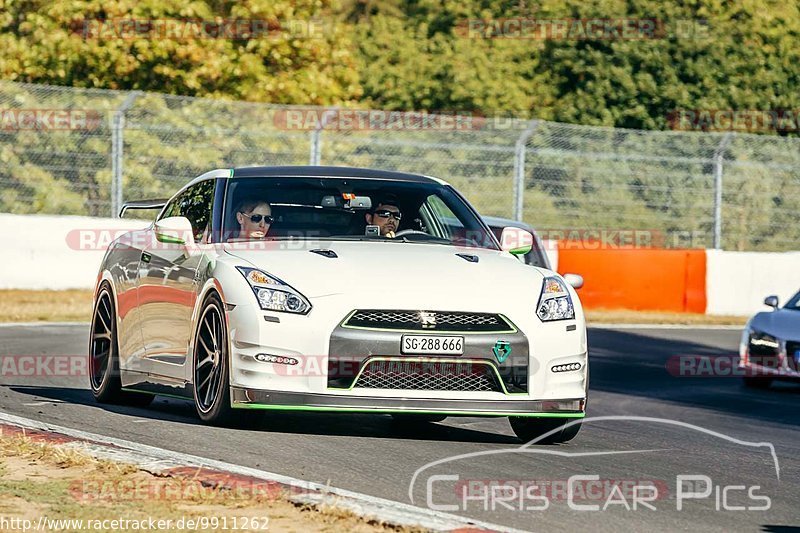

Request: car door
left=137, top=179, right=215, bottom=380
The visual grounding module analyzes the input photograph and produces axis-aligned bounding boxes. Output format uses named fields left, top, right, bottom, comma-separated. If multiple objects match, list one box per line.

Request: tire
left=742, top=376, right=772, bottom=389
left=509, top=417, right=582, bottom=444
left=192, top=292, right=235, bottom=424
left=391, top=413, right=448, bottom=424
left=89, top=283, right=154, bottom=407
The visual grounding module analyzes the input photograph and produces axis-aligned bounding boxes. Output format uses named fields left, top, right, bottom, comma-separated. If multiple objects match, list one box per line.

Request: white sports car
left=90, top=166, right=588, bottom=443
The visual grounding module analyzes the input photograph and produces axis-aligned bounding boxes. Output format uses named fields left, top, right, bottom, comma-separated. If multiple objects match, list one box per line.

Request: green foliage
left=0, top=0, right=798, bottom=250
left=0, top=0, right=362, bottom=105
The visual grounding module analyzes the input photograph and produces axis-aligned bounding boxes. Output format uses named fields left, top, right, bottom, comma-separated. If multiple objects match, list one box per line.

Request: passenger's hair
left=237, top=199, right=270, bottom=214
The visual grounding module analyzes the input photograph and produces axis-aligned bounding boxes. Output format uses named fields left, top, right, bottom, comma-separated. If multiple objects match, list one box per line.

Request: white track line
left=0, top=411, right=524, bottom=533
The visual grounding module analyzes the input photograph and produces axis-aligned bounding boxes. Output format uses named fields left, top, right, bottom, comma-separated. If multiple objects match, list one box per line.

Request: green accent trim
left=329, top=356, right=517, bottom=395
left=339, top=310, right=518, bottom=335
left=155, top=233, right=186, bottom=245
left=509, top=245, right=532, bottom=255
left=232, top=403, right=586, bottom=418
left=228, top=168, right=234, bottom=178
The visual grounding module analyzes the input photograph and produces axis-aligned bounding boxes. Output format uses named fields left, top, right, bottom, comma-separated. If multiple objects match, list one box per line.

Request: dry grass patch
left=0, top=429, right=420, bottom=532
left=0, top=289, right=93, bottom=323
left=586, top=308, right=748, bottom=326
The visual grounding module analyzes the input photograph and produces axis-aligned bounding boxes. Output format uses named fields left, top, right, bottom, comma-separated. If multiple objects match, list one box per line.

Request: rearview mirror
left=763, top=295, right=779, bottom=309
left=500, top=227, right=533, bottom=255
left=346, top=196, right=372, bottom=209
left=154, top=216, right=195, bottom=247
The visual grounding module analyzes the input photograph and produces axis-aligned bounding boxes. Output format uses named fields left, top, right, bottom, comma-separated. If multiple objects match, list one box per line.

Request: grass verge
left=0, top=427, right=413, bottom=532
left=0, top=290, right=93, bottom=323
left=586, top=309, right=748, bottom=326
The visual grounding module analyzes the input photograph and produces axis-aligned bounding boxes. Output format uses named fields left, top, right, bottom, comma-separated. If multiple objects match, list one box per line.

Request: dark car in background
left=483, top=216, right=583, bottom=289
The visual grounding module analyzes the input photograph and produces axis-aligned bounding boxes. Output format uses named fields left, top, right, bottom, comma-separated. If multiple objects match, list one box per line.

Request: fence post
left=712, top=132, right=734, bottom=249
left=513, top=120, right=540, bottom=222
left=111, top=91, right=141, bottom=218
left=308, top=108, right=337, bottom=165
left=308, top=128, right=321, bottom=165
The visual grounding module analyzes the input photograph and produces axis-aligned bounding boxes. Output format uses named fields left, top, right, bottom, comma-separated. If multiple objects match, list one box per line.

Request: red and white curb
left=0, top=412, right=523, bottom=533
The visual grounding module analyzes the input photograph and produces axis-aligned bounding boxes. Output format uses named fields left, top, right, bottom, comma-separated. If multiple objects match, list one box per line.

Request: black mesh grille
left=787, top=341, right=800, bottom=372
left=748, top=332, right=781, bottom=369
left=344, top=310, right=514, bottom=332
left=354, top=360, right=503, bottom=392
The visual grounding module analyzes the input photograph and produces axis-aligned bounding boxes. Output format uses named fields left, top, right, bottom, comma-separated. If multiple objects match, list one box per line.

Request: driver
left=236, top=200, right=273, bottom=239
left=365, top=197, right=402, bottom=237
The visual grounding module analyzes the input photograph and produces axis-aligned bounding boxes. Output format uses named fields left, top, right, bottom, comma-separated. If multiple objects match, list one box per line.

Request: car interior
left=222, top=177, right=494, bottom=248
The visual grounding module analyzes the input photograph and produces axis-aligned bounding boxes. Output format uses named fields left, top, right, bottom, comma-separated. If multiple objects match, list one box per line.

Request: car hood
left=222, top=240, right=547, bottom=302
left=749, top=309, right=800, bottom=340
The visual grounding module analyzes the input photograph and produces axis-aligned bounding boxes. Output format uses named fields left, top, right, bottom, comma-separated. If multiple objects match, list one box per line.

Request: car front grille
left=787, top=341, right=800, bottom=371
left=343, top=310, right=514, bottom=333
left=747, top=331, right=781, bottom=369
left=353, top=359, right=503, bottom=392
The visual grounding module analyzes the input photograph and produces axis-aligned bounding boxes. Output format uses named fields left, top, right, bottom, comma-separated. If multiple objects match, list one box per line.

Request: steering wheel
left=393, top=229, right=430, bottom=238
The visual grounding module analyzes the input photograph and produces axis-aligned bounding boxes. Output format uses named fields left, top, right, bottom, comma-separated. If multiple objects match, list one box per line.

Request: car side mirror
left=500, top=227, right=533, bottom=255
left=763, top=295, right=779, bottom=309
left=563, top=273, right=584, bottom=289
left=154, top=216, right=195, bottom=248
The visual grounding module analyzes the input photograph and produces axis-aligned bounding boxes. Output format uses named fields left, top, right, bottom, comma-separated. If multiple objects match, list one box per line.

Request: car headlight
left=536, top=276, right=575, bottom=322
left=747, top=330, right=780, bottom=355
left=236, top=267, right=311, bottom=314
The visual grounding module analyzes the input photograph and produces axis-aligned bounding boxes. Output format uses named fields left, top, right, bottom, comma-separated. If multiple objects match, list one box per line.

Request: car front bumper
left=230, top=387, right=585, bottom=417
left=226, top=298, right=588, bottom=413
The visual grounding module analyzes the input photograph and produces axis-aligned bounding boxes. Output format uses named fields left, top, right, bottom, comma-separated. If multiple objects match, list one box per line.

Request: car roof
left=230, top=165, right=446, bottom=185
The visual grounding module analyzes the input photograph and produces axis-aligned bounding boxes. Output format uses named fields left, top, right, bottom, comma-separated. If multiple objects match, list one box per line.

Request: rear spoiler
left=119, top=199, right=168, bottom=218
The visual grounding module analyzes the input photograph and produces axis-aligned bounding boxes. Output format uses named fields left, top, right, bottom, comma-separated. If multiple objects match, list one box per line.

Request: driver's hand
left=385, top=231, right=396, bottom=239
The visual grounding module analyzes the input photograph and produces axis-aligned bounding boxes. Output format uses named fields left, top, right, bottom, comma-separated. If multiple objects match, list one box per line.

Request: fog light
left=551, top=363, right=582, bottom=373
left=255, top=354, right=299, bottom=365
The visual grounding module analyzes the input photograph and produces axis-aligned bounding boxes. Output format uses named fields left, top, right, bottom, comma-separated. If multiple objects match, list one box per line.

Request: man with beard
left=365, top=196, right=402, bottom=238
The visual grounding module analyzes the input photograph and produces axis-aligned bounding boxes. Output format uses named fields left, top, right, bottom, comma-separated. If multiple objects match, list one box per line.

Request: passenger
left=236, top=200, right=273, bottom=239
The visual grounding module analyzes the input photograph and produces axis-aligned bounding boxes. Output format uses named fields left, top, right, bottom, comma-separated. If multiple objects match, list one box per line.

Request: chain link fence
left=1, top=80, right=798, bottom=251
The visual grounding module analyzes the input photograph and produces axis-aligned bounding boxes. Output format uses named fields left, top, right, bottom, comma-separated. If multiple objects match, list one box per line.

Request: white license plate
left=401, top=335, right=464, bottom=355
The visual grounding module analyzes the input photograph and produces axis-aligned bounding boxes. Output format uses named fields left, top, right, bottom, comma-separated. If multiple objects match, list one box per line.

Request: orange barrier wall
left=557, top=247, right=707, bottom=313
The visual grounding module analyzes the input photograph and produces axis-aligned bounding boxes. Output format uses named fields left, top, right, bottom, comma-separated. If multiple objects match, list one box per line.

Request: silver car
left=482, top=216, right=583, bottom=289
left=739, top=290, right=800, bottom=388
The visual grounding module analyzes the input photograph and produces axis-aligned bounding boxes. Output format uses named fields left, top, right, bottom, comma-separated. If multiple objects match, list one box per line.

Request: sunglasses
left=373, top=209, right=402, bottom=221
left=242, top=212, right=274, bottom=224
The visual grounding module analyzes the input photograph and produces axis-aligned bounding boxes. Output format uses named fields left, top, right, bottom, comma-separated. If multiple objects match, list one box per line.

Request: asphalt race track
left=0, top=324, right=797, bottom=532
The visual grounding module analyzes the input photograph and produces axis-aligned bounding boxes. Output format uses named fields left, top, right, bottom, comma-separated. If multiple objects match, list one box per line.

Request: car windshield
left=222, top=176, right=499, bottom=250
left=785, top=291, right=800, bottom=310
